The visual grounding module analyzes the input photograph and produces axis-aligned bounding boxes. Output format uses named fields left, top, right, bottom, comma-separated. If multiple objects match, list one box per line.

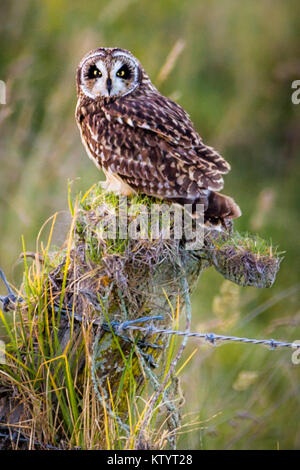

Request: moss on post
left=0, top=184, right=282, bottom=449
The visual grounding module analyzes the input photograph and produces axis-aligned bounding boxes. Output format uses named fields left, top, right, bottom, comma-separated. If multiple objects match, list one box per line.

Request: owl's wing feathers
left=102, top=92, right=230, bottom=193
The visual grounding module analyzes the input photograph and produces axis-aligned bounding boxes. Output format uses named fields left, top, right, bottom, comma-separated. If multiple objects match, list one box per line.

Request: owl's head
left=77, top=47, right=143, bottom=100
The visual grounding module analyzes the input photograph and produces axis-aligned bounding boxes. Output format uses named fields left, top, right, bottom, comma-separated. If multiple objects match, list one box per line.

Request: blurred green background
left=0, top=0, right=300, bottom=450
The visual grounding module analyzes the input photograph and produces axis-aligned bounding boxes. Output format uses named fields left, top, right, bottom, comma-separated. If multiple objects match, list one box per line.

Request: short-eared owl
left=76, top=47, right=241, bottom=223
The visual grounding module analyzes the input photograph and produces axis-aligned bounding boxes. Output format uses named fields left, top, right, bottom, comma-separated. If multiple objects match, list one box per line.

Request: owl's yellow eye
left=116, top=64, right=131, bottom=79
left=86, top=65, right=102, bottom=79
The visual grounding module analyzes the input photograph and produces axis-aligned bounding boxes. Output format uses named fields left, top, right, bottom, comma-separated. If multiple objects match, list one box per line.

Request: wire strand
left=107, top=319, right=300, bottom=351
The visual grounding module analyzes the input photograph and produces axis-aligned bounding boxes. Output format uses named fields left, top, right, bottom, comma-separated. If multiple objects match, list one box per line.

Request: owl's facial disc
left=80, top=51, right=140, bottom=99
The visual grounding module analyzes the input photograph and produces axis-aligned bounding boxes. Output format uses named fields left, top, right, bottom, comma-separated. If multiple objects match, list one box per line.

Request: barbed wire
left=102, top=316, right=300, bottom=351
left=1, top=263, right=299, bottom=352
left=1, top=296, right=299, bottom=352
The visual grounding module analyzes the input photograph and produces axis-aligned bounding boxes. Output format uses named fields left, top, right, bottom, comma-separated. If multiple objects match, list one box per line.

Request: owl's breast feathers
left=76, top=90, right=241, bottom=222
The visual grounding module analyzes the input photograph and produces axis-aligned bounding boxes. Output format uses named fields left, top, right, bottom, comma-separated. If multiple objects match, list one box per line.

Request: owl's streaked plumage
left=76, top=47, right=241, bottom=223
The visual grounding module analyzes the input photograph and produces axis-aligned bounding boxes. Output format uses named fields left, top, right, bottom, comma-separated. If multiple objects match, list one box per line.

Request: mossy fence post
left=0, top=186, right=281, bottom=449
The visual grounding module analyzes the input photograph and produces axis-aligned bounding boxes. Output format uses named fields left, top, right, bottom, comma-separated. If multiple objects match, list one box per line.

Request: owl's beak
left=106, top=77, right=112, bottom=96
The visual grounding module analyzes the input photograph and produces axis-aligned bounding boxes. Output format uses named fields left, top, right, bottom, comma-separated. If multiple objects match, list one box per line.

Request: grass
left=0, top=186, right=198, bottom=450
left=213, top=231, right=285, bottom=259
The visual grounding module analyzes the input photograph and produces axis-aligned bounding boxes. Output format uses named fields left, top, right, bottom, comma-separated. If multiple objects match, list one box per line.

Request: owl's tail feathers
left=204, top=191, right=241, bottom=224
left=165, top=190, right=241, bottom=224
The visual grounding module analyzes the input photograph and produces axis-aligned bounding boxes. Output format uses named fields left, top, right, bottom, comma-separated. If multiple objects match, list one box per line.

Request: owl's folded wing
left=85, top=109, right=225, bottom=195
left=103, top=91, right=230, bottom=179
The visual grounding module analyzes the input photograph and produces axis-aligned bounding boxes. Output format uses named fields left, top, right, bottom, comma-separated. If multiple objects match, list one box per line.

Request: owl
left=75, top=47, right=241, bottom=224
